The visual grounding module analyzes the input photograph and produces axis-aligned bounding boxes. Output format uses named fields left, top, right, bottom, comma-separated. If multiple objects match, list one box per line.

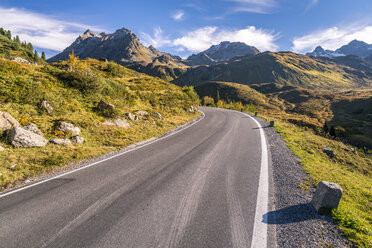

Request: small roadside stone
left=58, top=122, right=81, bottom=136
left=151, top=112, right=163, bottom=119
left=125, top=112, right=138, bottom=121
left=323, top=146, right=335, bottom=158
left=71, top=136, right=85, bottom=144
left=23, top=123, right=43, bottom=136
left=49, top=138, right=72, bottom=146
left=41, top=100, right=54, bottom=114
left=311, top=181, right=342, bottom=213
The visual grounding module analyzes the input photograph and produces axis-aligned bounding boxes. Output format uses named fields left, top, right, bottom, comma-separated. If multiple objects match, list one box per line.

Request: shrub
left=201, top=96, right=214, bottom=106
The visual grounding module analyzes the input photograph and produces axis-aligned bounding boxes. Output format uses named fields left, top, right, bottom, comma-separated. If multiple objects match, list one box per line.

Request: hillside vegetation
left=0, top=54, right=199, bottom=191
left=174, top=52, right=372, bottom=90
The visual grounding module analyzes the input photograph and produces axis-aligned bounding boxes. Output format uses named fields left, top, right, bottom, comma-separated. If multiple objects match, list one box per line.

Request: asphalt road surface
left=0, top=107, right=271, bottom=248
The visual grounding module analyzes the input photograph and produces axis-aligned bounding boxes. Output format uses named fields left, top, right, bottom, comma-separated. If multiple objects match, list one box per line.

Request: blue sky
left=0, top=0, right=371, bottom=58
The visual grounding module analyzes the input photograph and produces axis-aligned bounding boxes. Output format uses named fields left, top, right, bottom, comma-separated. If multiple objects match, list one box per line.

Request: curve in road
left=0, top=107, right=271, bottom=248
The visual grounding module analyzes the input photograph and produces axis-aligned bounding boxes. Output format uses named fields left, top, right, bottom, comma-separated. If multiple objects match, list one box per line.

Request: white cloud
left=0, top=6, right=102, bottom=51
left=173, top=26, right=278, bottom=52
left=306, top=0, right=319, bottom=11
left=227, top=0, right=277, bottom=14
left=171, top=10, right=185, bottom=21
left=292, top=25, right=372, bottom=53
left=140, top=27, right=172, bottom=48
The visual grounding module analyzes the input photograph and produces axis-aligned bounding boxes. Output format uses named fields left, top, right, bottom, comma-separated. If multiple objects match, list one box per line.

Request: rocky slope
left=173, top=52, right=372, bottom=90
left=307, top=40, right=372, bottom=58
left=185, top=41, right=260, bottom=66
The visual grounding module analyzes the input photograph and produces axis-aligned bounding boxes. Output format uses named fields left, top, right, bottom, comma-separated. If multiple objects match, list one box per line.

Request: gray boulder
left=41, top=100, right=54, bottom=114
left=323, top=146, right=335, bottom=158
left=49, top=138, right=72, bottom=146
left=102, top=120, right=115, bottom=126
left=311, top=181, right=342, bottom=213
left=0, top=112, right=20, bottom=132
left=135, top=110, right=148, bottom=116
left=23, top=123, right=43, bottom=136
left=151, top=112, right=163, bottom=119
left=125, top=112, right=138, bottom=121
left=8, top=127, right=48, bottom=148
left=96, top=100, right=115, bottom=111
left=58, top=122, right=81, bottom=136
left=71, top=136, right=85, bottom=144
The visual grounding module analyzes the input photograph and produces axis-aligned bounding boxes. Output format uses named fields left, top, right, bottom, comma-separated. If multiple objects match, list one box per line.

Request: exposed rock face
left=71, top=136, right=85, bottom=144
left=135, top=110, right=148, bottom=116
left=9, top=57, right=32, bottom=65
left=58, top=122, right=81, bottom=136
left=49, top=138, right=72, bottom=146
left=186, top=41, right=260, bottom=66
left=311, top=181, right=343, bottom=213
left=23, top=123, right=43, bottom=136
left=8, top=127, right=48, bottom=148
left=151, top=112, right=163, bottom=119
left=0, top=112, right=20, bottom=132
left=41, top=100, right=54, bottom=114
left=96, top=100, right=115, bottom=111
left=125, top=112, right=138, bottom=121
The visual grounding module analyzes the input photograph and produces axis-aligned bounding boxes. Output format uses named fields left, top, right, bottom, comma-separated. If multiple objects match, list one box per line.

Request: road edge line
left=0, top=111, right=205, bottom=199
left=242, top=112, right=269, bottom=248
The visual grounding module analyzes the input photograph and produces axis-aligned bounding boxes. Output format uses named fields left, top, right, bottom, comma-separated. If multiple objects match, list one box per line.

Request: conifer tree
left=41, top=51, right=46, bottom=61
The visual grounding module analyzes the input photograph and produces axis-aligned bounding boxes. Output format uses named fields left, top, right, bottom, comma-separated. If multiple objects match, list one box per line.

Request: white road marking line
left=241, top=112, right=269, bottom=248
left=0, top=112, right=205, bottom=199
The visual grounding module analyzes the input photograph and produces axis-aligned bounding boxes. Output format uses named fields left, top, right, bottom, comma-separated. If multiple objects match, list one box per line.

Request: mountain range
left=306, top=40, right=372, bottom=58
left=47, top=27, right=372, bottom=90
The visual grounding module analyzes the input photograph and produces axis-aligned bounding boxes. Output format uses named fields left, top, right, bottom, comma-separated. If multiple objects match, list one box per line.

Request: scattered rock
left=113, top=119, right=130, bottom=128
left=8, top=127, right=48, bottom=148
left=0, top=111, right=20, bottom=132
left=9, top=57, right=31, bottom=65
left=351, top=148, right=358, bottom=155
left=58, top=122, right=81, bottom=136
left=96, top=100, right=115, bottom=111
left=125, top=112, right=138, bottom=121
left=41, top=100, right=54, bottom=114
left=311, top=181, right=343, bottom=213
left=71, top=136, right=85, bottom=144
left=103, top=119, right=130, bottom=128
left=49, top=138, right=72, bottom=146
left=135, top=110, right=148, bottom=116
left=151, top=112, right=163, bottom=119
left=187, top=106, right=198, bottom=113
left=323, top=146, right=335, bottom=158
left=0, top=146, right=4, bottom=151
left=23, top=123, right=43, bottom=136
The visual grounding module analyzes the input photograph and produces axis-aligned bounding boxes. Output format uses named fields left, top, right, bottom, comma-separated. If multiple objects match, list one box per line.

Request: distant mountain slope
left=173, top=52, right=372, bottom=90
left=307, top=40, right=372, bottom=58
left=186, top=41, right=260, bottom=66
left=48, top=28, right=185, bottom=66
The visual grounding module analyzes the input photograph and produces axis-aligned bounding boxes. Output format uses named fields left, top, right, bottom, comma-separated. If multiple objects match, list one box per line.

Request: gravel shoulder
left=257, top=118, right=352, bottom=248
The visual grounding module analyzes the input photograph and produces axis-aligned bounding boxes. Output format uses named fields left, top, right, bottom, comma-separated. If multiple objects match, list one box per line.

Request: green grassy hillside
left=0, top=55, right=199, bottom=191
left=173, top=52, right=372, bottom=90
